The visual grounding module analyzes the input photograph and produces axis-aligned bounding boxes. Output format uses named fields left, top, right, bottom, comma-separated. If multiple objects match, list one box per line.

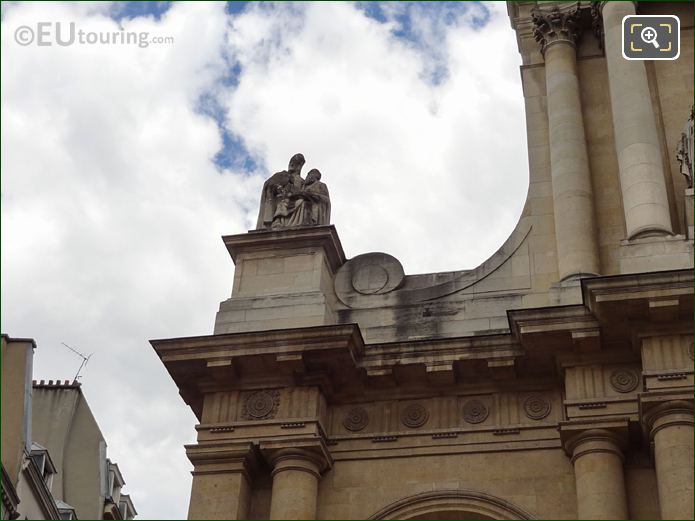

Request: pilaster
left=185, top=441, right=257, bottom=520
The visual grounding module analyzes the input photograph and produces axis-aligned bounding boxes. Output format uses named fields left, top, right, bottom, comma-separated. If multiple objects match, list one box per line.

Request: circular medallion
left=610, top=370, right=638, bottom=393
left=352, top=265, right=389, bottom=295
left=335, top=253, right=405, bottom=304
left=401, top=403, right=429, bottom=428
left=523, top=394, right=551, bottom=420
left=462, top=399, right=489, bottom=424
left=343, top=407, right=369, bottom=432
left=242, top=390, right=280, bottom=420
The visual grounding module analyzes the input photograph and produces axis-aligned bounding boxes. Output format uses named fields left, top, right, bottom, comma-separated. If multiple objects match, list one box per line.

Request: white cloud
left=1, top=2, right=527, bottom=518
left=223, top=1, right=527, bottom=273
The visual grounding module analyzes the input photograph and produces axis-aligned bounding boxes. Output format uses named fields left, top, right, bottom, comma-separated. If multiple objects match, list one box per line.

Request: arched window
left=369, top=490, right=536, bottom=520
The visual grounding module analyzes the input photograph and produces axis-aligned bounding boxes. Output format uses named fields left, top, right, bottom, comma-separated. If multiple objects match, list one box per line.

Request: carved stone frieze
left=400, top=403, right=429, bottom=428
left=532, top=5, right=582, bottom=54
left=242, top=389, right=280, bottom=420
left=462, top=399, right=489, bottom=424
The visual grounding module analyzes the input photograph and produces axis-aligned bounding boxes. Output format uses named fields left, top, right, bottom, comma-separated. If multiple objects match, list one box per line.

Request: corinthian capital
left=532, top=4, right=582, bottom=54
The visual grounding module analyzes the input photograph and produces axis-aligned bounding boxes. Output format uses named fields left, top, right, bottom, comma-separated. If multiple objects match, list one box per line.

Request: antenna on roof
left=61, top=342, right=93, bottom=382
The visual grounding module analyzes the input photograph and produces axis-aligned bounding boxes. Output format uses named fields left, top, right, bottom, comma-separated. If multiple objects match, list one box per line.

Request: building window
left=29, top=444, right=56, bottom=492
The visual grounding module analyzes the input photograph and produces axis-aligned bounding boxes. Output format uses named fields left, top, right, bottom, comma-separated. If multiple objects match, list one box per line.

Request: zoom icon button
left=623, top=15, right=680, bottom=60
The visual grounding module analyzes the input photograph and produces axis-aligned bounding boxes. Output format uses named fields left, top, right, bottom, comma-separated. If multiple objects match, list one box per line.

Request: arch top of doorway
left=368, top=489, right=537, bottom=520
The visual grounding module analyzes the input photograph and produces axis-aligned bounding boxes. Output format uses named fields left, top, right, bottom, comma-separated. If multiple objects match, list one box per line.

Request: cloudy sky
left=1, top=1, right=528, bottom=518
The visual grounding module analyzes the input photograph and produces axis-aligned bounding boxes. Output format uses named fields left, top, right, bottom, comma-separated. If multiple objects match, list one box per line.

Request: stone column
left=562, top=426, right=629, bottom=519
left=601, top=1, right=673, bottom=239
left=644, top=400, right=694, bottom=520
left=261, top=441, right=331, bottom=520
left=186, top=442, right=255, bottom=520
left=533, top=6, right=601, bottom=280
left=268, top=450, right=322, bottom=520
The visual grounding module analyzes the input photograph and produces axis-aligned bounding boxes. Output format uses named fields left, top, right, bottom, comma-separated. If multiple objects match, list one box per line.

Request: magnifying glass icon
left=641, top=26, right=660, bottom=48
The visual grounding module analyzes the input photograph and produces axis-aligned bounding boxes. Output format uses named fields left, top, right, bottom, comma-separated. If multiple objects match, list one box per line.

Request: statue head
left=306, top=169, right=321, bottom=184
left=288, top=153, right=306, bottom=175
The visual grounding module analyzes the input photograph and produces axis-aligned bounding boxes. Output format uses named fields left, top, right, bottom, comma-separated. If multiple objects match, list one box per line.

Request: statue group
left=676, top=107, right=694, bottom=189
left=256, top=153, right=331, bottom=230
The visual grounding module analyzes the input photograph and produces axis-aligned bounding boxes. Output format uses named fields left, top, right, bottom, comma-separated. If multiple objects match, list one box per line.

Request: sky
left=1, top=1, right=528, bottom=518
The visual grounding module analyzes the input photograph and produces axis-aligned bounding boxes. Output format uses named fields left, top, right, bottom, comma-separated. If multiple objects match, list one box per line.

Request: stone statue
left=256, top=154, right=331, bottom=230
left=676, top=107, right=694, bottom=189
left=291, top=169, right=331, bottom=227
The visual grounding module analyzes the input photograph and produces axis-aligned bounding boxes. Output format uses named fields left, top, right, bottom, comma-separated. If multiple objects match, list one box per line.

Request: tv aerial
left=61, top=342, right=94, bottom=382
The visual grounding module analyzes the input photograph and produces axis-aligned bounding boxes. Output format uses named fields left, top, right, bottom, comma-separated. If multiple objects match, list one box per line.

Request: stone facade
left=151, top=2, right=694, bottom=519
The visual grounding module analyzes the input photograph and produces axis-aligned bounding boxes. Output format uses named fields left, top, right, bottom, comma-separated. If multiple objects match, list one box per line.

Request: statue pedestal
left=214, top=225, right=346, bottom=334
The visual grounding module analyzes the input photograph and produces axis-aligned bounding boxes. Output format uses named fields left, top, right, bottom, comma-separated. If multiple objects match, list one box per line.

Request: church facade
left=151, top=2, right=694, bottom=519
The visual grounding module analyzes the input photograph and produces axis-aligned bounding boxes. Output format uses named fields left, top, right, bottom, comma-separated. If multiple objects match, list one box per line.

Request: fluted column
left=601, top=1, right=673, bottom=239
left=533, top=6, right=601, bottom=280
left=261, top=441, right=331, bottom=520
left=562, top=425, right=629, bottom=519
left=644, top=400, right=694, bottom=520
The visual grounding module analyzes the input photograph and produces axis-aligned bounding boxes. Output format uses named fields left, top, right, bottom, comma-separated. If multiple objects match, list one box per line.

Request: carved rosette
left=523, top=394, right=551, bottom=420
left=462, top=399, right=489, bottom=424
left=610, top=370, right=639, bottom=393
left=343, top=407, right=369, bottom=432
left=401, top=403, right=429, bottom=428
left=532, top=5, right=582, bottom=54
left=242, top=389, right=280, bottom=420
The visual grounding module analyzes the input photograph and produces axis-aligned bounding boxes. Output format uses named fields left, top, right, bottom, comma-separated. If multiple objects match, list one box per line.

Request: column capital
left=640, top=393, right=694, bottom=439
left=532, top=4, right=582, bottom=54
left=559, top=418, right=629, bottom=463
left=590, top=2, right=604, bottom=49
left=260, top=437, right=333, bottom=477
left=185, top=441, right=258, bottom=479
left=597, top=1, right=637, bottom=15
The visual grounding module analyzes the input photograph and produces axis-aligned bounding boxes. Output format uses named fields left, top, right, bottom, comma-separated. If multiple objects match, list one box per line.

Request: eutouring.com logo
left=14, top=22, right=174, bottom=48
